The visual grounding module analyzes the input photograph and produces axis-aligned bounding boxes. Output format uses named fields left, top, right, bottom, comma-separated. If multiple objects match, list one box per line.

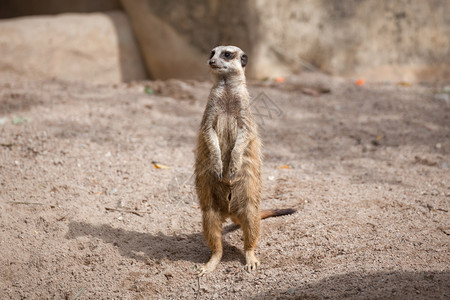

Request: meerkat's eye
left=220, top=51, right=235, bottom=60
left=210, top=51, right=215, bottom=59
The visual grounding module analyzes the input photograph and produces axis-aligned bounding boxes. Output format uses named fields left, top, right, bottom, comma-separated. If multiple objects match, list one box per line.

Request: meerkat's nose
left=209, top=59, right=216, bottom=66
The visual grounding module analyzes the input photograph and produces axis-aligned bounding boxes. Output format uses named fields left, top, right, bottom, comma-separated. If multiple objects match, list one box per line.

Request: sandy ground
left=0, top=74, right=449, bottom=299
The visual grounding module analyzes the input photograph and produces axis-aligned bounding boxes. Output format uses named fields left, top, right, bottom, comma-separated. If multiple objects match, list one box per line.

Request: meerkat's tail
left=260, top=208, right=296, bottom=220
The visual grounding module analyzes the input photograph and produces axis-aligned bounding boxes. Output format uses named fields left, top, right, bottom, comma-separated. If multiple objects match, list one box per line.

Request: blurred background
left=0, top=0, right=448, bottom=84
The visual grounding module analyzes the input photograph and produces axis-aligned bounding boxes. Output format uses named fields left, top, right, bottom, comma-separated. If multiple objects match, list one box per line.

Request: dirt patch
left=0, top=75, right=449, bottom=299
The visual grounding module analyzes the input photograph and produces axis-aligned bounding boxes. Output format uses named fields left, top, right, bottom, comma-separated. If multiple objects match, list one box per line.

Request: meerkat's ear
left=241, top=53, right=248, bottom=68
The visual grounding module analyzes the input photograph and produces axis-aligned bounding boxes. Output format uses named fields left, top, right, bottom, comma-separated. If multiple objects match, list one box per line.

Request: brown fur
left=194, top=46, right=295, bottom=276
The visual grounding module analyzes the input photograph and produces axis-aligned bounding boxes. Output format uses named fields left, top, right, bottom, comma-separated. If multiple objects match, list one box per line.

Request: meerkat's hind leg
left=239, top=205, right=261, bottom=272
left=196, top=209, right=223, bottom=277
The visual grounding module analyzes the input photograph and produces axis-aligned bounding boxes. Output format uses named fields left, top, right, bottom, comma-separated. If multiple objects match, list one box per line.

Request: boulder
left=121, top=0, right=450, bottom=82
left=121, top=0, right=210, bottom=80
left=0, top=11, right=147, bottom=84
left=252, top=0, right=450, bottom=82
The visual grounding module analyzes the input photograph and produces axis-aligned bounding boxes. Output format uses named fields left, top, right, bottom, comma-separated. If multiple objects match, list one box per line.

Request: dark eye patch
left=209, top=50, right=215, bottom=59
left=220, top=51, right=235, bottom=60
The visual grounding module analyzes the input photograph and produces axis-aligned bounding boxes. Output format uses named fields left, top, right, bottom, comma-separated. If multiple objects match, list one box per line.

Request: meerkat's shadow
left=66, top=221, right=243, bottom=265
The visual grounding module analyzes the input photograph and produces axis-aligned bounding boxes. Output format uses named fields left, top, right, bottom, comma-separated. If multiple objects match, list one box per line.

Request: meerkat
left=194, top=45, right=295, bottom=276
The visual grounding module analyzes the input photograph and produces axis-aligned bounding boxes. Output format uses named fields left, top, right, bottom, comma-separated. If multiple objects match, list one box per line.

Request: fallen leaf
left=145, top=86, right=154, bottom=94
left=300, top=87, right=320, bottom=97
left=279, top=165, right=291, bottom=169
left=13, top=116, right=28, bottom=125
left=398, top=81, right=412, bottom=87
left=274, top=77, right=285, bottom=83
left=153, top=162, right=170, bottom=169
left=355, top=79, right=364, bottom=86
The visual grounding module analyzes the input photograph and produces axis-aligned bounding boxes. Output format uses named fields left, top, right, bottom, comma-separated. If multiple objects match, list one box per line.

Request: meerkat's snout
left=208, top=57, right=224, bottom=70
left=209, top=58, right=218, bottom=68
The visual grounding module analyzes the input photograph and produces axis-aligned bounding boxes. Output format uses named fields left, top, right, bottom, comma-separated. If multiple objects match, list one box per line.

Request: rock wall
left=251, top=0, right=450, bottom=81
left=0, top=11, right=146, bottom=84
left=120, top=0, right=210, bottom=80
left=120, top=0, right=259, bottom=80
left=0, top=0, right=448, bottom=83
left=121, top=0, right=450, bottom=82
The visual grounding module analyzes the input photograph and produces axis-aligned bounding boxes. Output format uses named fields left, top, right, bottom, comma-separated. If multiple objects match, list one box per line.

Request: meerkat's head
left=208, top=45, right=248, bottom=77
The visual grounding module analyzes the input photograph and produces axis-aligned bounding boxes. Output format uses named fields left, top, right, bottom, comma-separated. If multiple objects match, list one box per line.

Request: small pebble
left=434, top=93, right=449, bottom=103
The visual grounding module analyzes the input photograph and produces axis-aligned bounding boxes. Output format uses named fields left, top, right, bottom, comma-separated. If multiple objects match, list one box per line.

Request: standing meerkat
left=194, top=45, right=295, bottom=276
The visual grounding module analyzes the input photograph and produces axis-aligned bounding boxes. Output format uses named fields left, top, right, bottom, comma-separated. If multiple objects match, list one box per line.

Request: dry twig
left=7, top=201, right=45, bottom=206
left=104, top=207, right=150, bottom=216
left=194, top=276, right=200, bottom=300
left=71, top=287, right=85, bottom=300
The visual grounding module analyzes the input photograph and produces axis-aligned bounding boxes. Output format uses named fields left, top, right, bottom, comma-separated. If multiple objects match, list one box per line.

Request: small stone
left=286, top=288, right=296, bottom=294
left=434, top=93, right=449, bottom=103
left=430, top=190, right=440, bottom=196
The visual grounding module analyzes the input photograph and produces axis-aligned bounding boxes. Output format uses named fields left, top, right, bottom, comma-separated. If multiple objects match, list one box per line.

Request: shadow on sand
left=66, top=221, right=241, bottom=265
left=250, top=270, right=449, bottom=299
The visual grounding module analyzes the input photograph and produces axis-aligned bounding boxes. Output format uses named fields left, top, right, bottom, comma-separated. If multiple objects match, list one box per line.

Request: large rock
left=0, top=11, right=147, bottom=84
left=121, top=0, right=210, bottom=80
left=122, top=0, right=449, bottom=82
left=252, top=0, right=450, bottom=82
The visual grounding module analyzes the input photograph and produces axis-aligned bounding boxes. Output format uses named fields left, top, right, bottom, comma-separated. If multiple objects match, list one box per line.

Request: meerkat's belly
left=215, top=114, right=237, bottom=167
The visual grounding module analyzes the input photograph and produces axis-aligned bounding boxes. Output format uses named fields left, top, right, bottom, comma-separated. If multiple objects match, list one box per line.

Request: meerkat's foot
left=195, top=253, right=222, bottom=277
left=195, top=261, right=219, bottom=277
left=244, top=250, right=260, bottom=272
left=195, top=264, right=214, bottom=277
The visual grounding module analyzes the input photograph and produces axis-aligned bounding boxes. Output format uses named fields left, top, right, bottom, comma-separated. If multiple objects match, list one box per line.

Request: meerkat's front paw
left=212, top=161, right=223, bottom=180
left=229, top=157, right=242, bottom=179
